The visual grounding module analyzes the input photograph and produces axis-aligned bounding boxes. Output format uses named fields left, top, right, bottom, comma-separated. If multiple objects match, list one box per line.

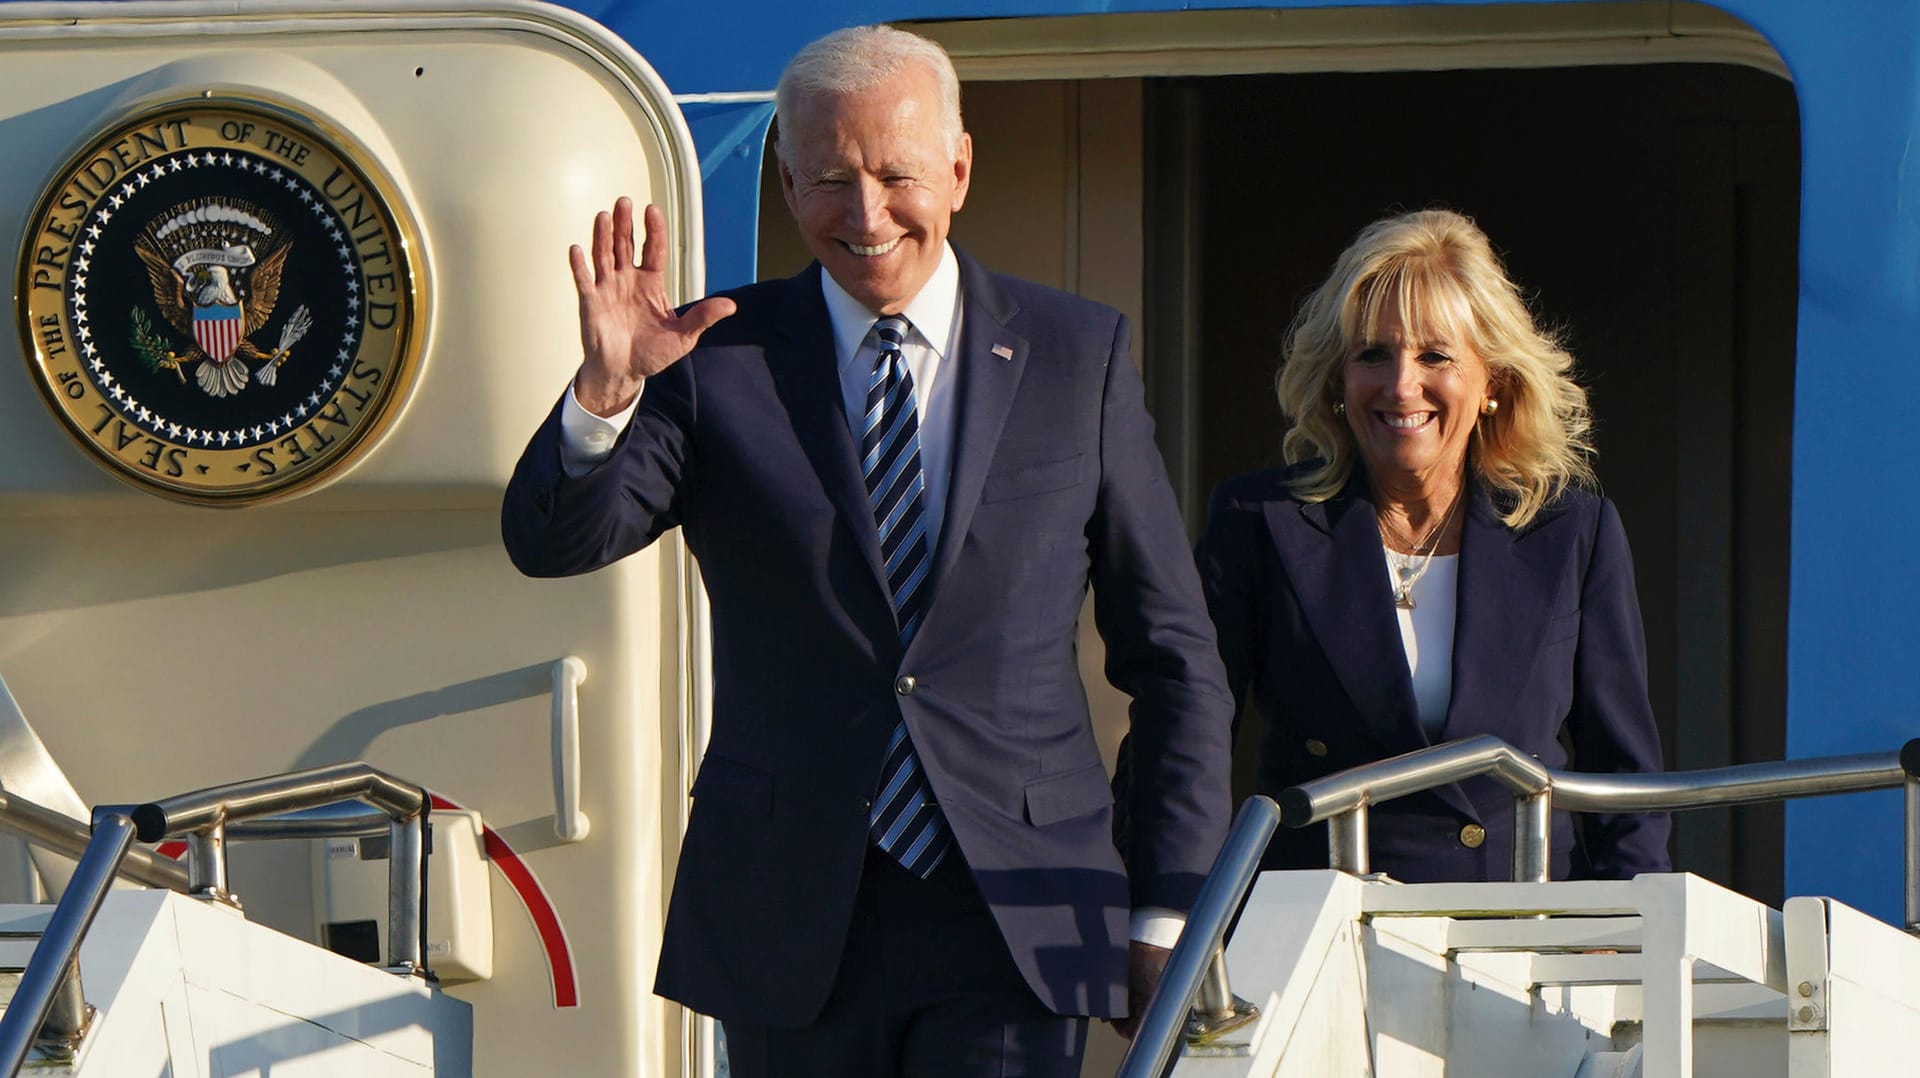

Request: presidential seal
left=17, top=99, right=422, bottom=505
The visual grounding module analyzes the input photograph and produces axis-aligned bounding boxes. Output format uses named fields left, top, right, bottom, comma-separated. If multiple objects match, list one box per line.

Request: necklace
left=1381, top=493, right=1463, bottom=611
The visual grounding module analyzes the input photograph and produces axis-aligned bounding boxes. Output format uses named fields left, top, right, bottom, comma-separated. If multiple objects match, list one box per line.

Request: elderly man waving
left=503, top=24, right=1232, bottom=1077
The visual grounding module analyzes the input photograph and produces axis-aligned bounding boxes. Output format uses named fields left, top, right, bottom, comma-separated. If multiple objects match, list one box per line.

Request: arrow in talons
left=255, top=305, right=313, bottom=388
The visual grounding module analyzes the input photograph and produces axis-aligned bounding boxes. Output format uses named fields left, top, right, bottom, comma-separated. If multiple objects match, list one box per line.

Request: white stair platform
left=0, top=890, right=470, bottom=1076
left=1172, top=870, right=1920, bottom=1077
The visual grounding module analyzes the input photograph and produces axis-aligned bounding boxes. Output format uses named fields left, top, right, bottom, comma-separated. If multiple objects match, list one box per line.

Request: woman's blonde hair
left=1275, top=209, right=1595, bottom=528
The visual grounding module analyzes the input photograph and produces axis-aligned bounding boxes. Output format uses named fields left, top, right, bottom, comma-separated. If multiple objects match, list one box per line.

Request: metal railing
left=1281, top=734, right=1920, bottom=930
left=1276, top=735, right=1554, bottom=882
left=1117, top=796, right=1278, bottom=1078
left=1117, top=735, right=1920, bottom=1078
left=0, top=761, right=430, bottom=1077
left=0, top=788, right=187, bottom=893
left=0, top=788, right=190, bottom=1073
left=0, top=812, right=136, bottom=1072
left=131, top=761, right=430, bottom=970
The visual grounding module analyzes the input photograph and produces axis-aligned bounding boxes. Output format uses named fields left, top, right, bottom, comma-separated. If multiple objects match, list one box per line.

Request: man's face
left=779, top=63, right=971, bottom=315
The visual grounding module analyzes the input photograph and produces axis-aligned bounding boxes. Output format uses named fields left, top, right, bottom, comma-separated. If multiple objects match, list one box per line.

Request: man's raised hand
left=569, top=197, right=736, bottom=416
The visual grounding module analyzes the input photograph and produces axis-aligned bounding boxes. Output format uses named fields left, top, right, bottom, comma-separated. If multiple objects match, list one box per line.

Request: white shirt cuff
left=559, top=378, right=641, bottom=478
left=1130, top=907, right=1186, bottom=950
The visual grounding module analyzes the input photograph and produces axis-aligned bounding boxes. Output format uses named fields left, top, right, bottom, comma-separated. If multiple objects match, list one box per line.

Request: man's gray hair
left=774, top=25, right=965, bottom=161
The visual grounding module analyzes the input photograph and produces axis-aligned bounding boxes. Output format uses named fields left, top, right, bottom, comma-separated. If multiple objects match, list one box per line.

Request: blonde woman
left=1197, top=209, right=1669, bottom=880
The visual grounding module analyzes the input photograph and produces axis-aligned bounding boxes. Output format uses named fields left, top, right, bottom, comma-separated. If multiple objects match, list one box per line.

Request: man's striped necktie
left=862, top=316, right=952, bottom=878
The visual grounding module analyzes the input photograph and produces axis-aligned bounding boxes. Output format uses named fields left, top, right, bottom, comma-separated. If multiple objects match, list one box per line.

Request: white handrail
left=551, top=657, right=590, bottom=842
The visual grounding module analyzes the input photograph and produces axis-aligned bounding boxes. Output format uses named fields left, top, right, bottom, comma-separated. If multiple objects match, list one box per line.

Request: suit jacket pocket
left=982, top=453, right=1086, bottom=504
left=690, top=754, right=773, bottom=816
left=1024, top=762, right=1112, bottom=826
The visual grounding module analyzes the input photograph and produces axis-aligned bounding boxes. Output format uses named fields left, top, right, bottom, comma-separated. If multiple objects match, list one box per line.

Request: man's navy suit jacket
left=1196, top=468, right=1670, bottom=882
left=502, top=251, right=1234, bottom=1026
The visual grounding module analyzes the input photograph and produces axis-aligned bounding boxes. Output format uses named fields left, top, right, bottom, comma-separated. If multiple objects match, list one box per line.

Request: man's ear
left=778, top=158, right=801, bottom=217
left=949, top=132, right=973, bottom=214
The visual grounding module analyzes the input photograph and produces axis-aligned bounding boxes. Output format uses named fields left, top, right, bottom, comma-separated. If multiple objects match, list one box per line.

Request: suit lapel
left=1270, top=480, right=1425, bottom=752
left=1444, top=481, right=1561, bottom=741
left=765, top=266, right=896, bottom=615
left=924, top=253, right=1028, bottom=612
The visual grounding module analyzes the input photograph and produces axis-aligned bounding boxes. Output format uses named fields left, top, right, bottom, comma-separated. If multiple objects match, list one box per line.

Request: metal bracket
left=1184, top=993, right=1260, bottom=1054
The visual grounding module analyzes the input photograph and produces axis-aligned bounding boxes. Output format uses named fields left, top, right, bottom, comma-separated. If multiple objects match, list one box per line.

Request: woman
left=1198, top=209, right=1669, bottom=882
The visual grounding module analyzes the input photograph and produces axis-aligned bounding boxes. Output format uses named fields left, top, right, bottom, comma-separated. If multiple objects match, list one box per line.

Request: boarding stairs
left=1123, top=736, right=1920, bottom=1078
left=0, top=684, right=1909, bottom=1077
left=0, top=679, right=469, bottom=1076
left=0, top=890, right=468, bottom=1076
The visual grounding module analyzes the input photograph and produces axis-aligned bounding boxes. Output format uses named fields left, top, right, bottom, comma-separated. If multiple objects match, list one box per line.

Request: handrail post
left=1117, top=796, right=1279, bottom=1078
left=0, top=812, right=135, bottom=1073
left=1328, top=803, right=1369, bottom=875
left=186, top=820, right=236, bottom=907
left=387, top=812, right=425, bottom=974
left=41, top=957, right=89, bottom=1045
left=1192, top=949, right=1233, bottom=1017
left=1513, top=789, right=1551, bottom=883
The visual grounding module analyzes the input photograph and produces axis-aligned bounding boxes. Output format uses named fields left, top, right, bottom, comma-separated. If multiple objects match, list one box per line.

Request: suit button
left=1304, top=738, right=1329, bottom=757
left=859, top=798, right=872, bottom=814
left=895, top=676, right=917, bottom=696
left=535, top=490, right=552, bottom=512
left=1459, top=824, right=1487, bottom=849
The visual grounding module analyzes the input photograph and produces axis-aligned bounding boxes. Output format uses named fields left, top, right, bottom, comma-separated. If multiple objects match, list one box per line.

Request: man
left=503, top=24, right=1232, bottom=1077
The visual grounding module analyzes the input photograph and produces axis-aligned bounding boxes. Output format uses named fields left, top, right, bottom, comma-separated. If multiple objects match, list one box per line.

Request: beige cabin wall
left=0, top=508, right=687, bottom=1078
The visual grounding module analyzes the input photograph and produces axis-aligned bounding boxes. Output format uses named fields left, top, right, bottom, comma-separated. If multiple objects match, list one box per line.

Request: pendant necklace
left=1383, top=493, right=1463, bottom=611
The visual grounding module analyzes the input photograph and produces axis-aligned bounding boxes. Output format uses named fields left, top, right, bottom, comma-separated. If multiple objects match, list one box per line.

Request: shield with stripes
left=192, top=303, right=244, bottom=361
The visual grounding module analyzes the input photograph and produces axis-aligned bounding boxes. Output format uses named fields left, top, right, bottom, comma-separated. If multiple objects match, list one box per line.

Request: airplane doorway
left=1159, top=62, right=1800, bottom=904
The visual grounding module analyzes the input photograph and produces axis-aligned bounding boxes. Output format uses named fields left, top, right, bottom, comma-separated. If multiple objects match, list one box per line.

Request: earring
left=1333, top=402, right=1347, bottom=416
left=1481, top=399, right=1499, bottom=416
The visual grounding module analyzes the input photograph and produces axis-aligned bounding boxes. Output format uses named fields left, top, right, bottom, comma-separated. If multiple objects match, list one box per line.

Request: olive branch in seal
left=129, top=308, right=186, bottom=382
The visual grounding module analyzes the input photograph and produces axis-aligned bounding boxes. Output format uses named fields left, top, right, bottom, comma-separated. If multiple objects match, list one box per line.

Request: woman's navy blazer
left=1196, top=467, right=1671, bottom=882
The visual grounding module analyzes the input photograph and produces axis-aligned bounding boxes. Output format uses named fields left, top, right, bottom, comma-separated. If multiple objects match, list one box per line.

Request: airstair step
left=0, top=937, right=43, bottom=970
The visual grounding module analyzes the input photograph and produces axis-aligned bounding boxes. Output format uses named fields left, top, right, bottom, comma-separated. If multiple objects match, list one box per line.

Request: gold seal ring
left=16, top=98, right=423, bottom=506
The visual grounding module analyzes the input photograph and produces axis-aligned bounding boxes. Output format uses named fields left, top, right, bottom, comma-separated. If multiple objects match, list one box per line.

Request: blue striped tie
left=863, top=316, right=951, bottom=878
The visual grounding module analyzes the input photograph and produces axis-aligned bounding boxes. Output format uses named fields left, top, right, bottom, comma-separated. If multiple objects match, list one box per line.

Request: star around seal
left=17, top=99, right=423, bottom=505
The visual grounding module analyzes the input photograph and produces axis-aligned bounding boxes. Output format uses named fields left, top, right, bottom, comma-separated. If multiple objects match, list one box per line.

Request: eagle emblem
left=19, top=100, right=421, bottom=506
left=131, top=198, right=312, bottom=397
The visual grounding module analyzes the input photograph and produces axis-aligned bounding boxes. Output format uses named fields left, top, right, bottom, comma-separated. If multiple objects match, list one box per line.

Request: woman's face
left=1341, top=296, right=1491, bottom=493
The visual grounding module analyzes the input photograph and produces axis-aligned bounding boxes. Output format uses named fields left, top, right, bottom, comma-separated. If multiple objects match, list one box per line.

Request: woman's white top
left=1383, top=549, right=1459, bottom=739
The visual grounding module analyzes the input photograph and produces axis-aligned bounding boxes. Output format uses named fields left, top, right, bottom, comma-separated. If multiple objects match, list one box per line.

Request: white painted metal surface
left=1170, top=870, right=1920, bottom=1078
left=5, top=889, right=469, bottom=1075
left=1783, top=896, right=1920, bottom=1076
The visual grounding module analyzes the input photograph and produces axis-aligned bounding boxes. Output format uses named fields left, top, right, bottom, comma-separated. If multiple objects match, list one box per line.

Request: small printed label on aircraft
left=16, top=99, right=423, bottom=505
